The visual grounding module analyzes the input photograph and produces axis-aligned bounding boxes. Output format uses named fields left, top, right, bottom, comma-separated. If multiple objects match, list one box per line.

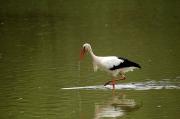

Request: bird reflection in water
left=94, top=92, right=142, bottom=119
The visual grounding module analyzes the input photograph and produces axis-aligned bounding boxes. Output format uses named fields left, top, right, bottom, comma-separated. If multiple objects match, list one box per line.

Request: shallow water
left=62, top=80, right=180, bottom=90
left=0, top=0, right=180, bottom=119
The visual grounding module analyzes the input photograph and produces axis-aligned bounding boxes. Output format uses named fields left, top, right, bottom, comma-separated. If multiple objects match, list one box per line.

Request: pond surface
left=0, top=0, right=180, bottom=119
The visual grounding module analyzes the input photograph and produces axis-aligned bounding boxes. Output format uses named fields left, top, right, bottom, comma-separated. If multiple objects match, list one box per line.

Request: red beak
left=80, top=47, right=86, bottom=60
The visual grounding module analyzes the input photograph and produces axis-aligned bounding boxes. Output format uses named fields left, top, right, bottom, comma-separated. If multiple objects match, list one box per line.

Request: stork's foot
left=104, top=76, right=126, bottom=86
left=119, top=74, right=126, bottom=80
left=119, top=76, right=126, bottom=80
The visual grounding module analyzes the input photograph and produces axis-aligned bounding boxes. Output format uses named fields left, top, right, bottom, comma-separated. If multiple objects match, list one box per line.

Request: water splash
left=61, top=80, right=180, bottom=90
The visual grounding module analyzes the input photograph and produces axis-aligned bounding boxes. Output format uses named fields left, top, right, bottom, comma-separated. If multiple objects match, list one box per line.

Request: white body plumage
left=80, top=43, right=141, bottom=87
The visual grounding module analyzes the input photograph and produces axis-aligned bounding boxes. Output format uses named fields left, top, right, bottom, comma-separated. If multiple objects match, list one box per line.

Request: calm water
left=0, top=0, right=180, bottom=119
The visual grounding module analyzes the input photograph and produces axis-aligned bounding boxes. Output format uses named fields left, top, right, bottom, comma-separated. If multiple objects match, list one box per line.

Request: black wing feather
left=109, top=57, right=141, bottom=70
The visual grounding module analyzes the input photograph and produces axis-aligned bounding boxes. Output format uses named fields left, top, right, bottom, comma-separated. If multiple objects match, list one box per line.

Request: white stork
left=79, top=43, right=141, bottom=89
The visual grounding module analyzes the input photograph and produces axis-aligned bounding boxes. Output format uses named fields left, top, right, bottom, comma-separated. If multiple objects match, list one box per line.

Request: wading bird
left=79, top=43, right=141, bottom=89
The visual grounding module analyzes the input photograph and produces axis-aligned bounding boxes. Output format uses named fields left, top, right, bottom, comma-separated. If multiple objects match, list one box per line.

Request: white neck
left=88, top=48, right=97, bottom=60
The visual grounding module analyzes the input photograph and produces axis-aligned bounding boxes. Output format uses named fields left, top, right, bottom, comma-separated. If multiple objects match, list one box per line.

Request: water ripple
left=61, top=80, right=180, bottom=90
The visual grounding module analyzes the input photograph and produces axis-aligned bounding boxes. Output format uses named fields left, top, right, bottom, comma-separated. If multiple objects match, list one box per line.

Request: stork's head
left=80, top=43, right=91, bottom=60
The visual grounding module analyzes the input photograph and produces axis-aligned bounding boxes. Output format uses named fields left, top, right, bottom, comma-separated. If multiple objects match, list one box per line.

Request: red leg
left=112, top=79, right=115, bottom=89
left=104, top=78, right=118, bottom=87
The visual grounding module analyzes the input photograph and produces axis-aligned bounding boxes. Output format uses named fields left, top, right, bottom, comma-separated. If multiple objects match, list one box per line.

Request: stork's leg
left=112, top=79, right=115, bottom=89
left=104, top=78, right=118, bottom=87
left=104, top=80, right=112, bottom=86
left=119, top=73, right=126, bottom=80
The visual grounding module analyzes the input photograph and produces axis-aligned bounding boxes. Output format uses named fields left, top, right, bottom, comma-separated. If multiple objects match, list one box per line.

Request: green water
left=0, top=0, right=180, bottom=119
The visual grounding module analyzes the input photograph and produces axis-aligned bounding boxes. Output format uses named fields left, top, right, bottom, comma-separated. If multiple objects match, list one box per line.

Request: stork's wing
left=101, top=56, right=124, bottom=70
left=109, top=57, right=141, bottom=70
